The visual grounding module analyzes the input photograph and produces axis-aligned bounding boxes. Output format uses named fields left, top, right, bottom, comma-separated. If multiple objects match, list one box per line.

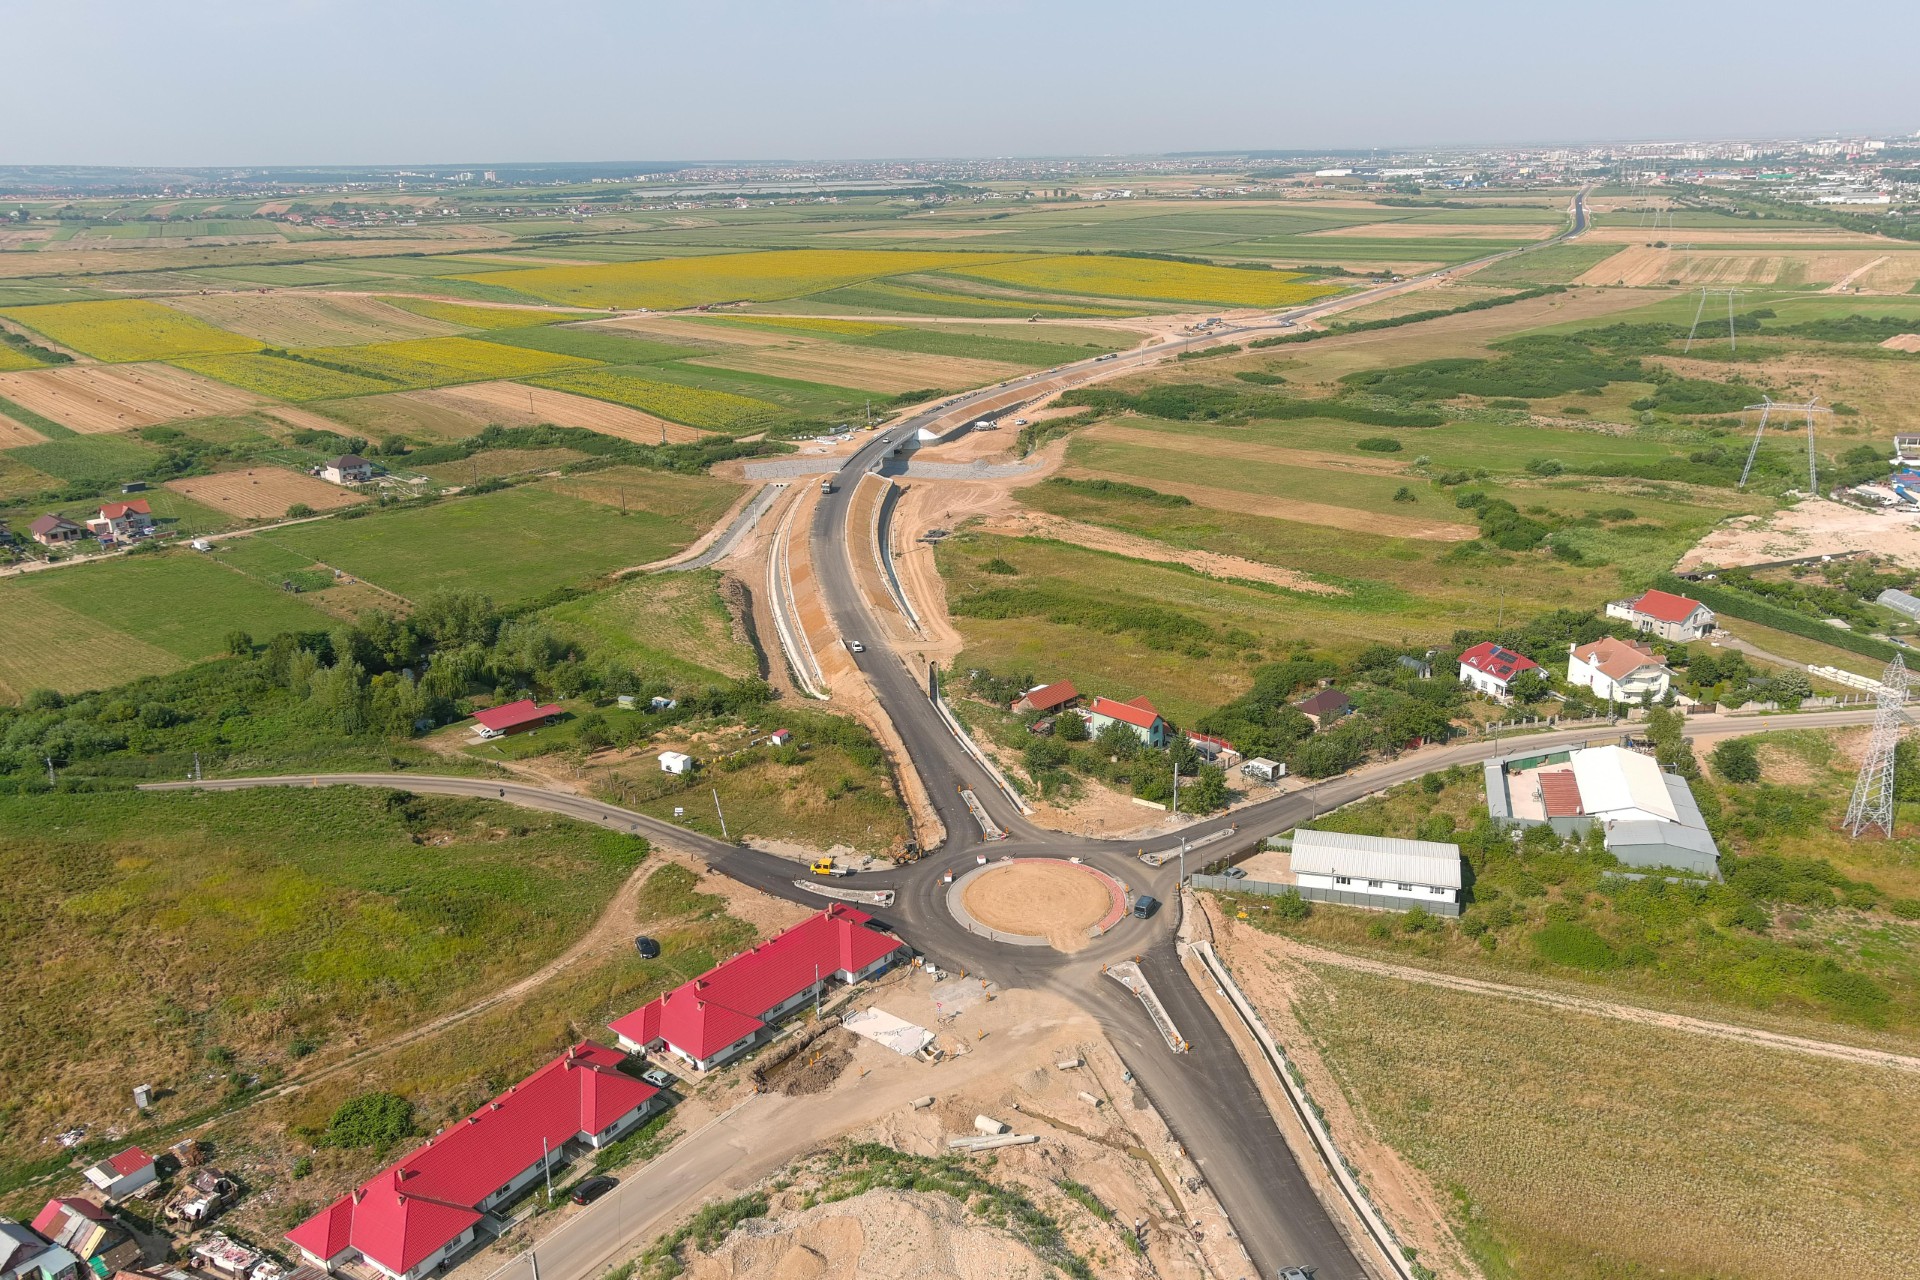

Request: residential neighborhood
left=1566, top=636, right=1672, bottom=705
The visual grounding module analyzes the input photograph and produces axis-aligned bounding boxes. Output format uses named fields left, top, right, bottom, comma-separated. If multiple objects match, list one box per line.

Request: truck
left=809, top=858, right=853, bottom=877
left=820, top=477, right=836, bottom=495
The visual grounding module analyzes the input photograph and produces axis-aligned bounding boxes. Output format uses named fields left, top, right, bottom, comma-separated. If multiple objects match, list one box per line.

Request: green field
left=256, top=483, right=715, bottom=601
left=5, top=434, right=159, bottom=485
left=542, top=568, right=758, bottom=686
left=0, top=786, right=648, bottom=1185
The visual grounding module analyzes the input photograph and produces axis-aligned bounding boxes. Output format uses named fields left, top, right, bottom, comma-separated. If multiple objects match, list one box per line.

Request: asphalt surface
left=139, top=184, right=1712, bottom=1280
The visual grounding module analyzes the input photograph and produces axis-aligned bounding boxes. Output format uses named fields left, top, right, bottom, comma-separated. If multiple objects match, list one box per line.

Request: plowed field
left=166, top=468, right=370, bottom=521
left=412, top=380, right=709, bottom=442
left=0, top=363, right=260, bottom=432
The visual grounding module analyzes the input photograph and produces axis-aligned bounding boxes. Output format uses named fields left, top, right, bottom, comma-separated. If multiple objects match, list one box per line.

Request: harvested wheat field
left=692, top=344, right=1027, bottom=395
left=411, top=380, right=709, bottom=443
left=166, top=468, right=369, bottom=521
left=1578, top=248, right=1787, bottom=288
left=1071, top=468, right=1477, bottom=540
left=0, top=363, right=259, bottom=432
left=1581, top=225, right=1894, bottom=246
left=584, top=314, right=789, bottom=348
left=0, top=411, right=46, bottom=446
left=1306, top=222, right=1556, bottom=240
left=160, top=292, right=462, bottom=348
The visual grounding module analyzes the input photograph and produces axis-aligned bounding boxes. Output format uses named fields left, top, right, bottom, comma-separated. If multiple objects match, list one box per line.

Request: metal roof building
left=1278, top=829, right=1464, bottom=914
left=1878, top=588, right=1920, bottom=620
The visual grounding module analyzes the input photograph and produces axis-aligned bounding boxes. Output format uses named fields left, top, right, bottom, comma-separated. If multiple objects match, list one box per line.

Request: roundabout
left=948, top=857, right=1127, bottom=951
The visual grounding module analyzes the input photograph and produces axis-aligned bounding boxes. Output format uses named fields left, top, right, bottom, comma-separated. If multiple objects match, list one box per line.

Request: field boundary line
left=765, top=487, right=827, bottom=699
left=1275, top=938, right=1920, bottom=1074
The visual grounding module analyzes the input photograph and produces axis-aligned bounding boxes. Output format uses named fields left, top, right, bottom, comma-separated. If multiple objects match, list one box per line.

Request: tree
left=1180, top=763, right=1229, bottom=813
left=1711, top=737, right=1761, bottom=783
left=1096, top=719, right=1141, bottom=758
left=413, top=588, right=500, bottom=648
left=1023, top=736, right=1070, bottom=774
left=1056, top=711, right=1088, bottom=742
left=1506, top=669, right=1550, bottom=705
left=224, top=629, right=253, bottom=656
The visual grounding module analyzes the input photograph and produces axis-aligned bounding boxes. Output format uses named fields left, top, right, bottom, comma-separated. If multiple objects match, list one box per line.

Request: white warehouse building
left=1287, top=829, right=1464, bottom=915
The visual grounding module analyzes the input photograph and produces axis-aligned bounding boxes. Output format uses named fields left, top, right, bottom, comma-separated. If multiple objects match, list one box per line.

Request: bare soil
left=759, top=1027, right=858, bottom=1096
left=167, top=467, right=370, bottom=520
left=1678, top=498, right=1920, bottom=573
left=961, top=861, right=1112, bottom=951
left=0, top=363, right=260, bottom=432
left=412, top=380, right=711, bottom=442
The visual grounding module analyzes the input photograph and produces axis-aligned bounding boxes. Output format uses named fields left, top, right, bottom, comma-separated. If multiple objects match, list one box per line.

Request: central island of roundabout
left=947, top=856, right=1130, bottom=951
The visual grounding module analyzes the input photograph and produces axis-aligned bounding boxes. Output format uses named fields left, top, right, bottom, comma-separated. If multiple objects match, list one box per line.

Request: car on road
left=569, top=1176, right=617, bottom=1205
left=1095, top=353, right=1119, bottom=362
left=1132, top=895, right=1160, bottom=920
left=633, top=935, right=660, bottom=959
left=847, top=640, right=865, bottom=653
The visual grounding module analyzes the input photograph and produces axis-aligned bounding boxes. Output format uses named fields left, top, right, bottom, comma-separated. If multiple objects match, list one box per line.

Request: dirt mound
left=760, top=1028, right=857, bottom=1096
left=683, top=1188, right=1055, bottom=1280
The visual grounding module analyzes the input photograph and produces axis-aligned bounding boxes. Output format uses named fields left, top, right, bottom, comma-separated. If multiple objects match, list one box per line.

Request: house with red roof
left=81, top=1148, right=155, bottom=1202
left=27, top=515, right=82, bottom=547
left=468, top=699, right=562, bottom=740
left=286, top=1042, right=659, bottom=1280
left=1011, top=680, right=1080, bottom=715
left=85, top=501, right=152, bottom=542
left=1568, top=637, right=1671, bottom=704
left=1457, top=642, right=1540, bottom=703
left=1607, top=588, right=1716, bottom=642
left=610, top=905, right=906, bottom=1073
left=1294, top=688, right=1352, bottom=730
left=1085, top=695, right=1168, bottom=748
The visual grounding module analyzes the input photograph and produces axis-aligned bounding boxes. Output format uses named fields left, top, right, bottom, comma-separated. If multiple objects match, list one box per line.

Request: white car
left=848, top=640, right=866, bottom=653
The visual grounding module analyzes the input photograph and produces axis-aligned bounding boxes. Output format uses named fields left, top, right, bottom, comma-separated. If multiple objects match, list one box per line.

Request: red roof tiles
left=286, top=1043, right=655, bottom=1276
left=1629, top=588, right=1707, bottom=625
left=1537, top=769, right=1585, bottom=818
left=471, top=699, right=562, bottom=732
left=1088, top=696, right=1163, bottom=731
left=33, top=1199, right=112, bottom=1237
left=1458, top=642, right=1539, bottom=684
left=609, top=906, right=903, bottom=1063
left=1013, top=680, right=1079, bottom=712
left=95, top=501, right=150, bottom=521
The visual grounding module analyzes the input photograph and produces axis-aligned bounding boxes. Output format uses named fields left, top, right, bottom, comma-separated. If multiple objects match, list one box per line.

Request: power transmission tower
left=1682, top=287, right=1740, bottom=353
left=1737, top=397, right=1830, bottom=492
left=1844, top=654, right=1908, bottom=838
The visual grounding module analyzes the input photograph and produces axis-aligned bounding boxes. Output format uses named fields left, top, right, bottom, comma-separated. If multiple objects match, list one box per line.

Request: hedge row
left=1652, top=573, right=1908, bottom=665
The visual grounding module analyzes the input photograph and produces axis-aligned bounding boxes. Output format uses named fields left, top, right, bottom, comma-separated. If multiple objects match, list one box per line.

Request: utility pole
left=712, top=787, right=728, bottom=840
left=192, top=752, right=201, bottom=782
left=1171, top=762, right=1179, bottom=819
left=45, top=756, right=54, bottom=787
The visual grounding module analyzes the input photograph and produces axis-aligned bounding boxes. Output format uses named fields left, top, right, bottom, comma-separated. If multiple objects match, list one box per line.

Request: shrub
left=1711, top=737, right=1762, bottom=783
left=322, top=1091, right=414, bottom=1151
left=1272, top=889, right=1310, bottom=920
left=1530, top=921, right=1619, bottom=970
left=286, top=503, right=315, bottom=518
left=1355, top=436, right=1403, bottom=453
left=982, top=557, right=1019, bottom=575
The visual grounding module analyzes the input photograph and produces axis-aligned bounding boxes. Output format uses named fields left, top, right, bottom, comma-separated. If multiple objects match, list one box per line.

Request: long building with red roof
left=610, top=905, right=906, bottom=1072
left=286, top=1043, right=659, bottom=1280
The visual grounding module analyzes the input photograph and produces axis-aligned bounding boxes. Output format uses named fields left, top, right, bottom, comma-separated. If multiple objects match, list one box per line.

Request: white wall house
left=1288, top=829, right=1462, bottom=913
left=1457, top=642, right=1540, bottom=703
left=1606, top=588, right=1715, bottom=642
left=1567, top=637, right=1671, bottom=704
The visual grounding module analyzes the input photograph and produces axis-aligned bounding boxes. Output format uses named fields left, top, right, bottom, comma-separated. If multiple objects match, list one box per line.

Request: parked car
left=633, top=935, right=660, bottom=959
left=641, top=1067, right=676, bottom=1089
left=1132, top=895, right=1160, bottom=920
left=1222, top=866, right=1248, bottom=880
left=570, top=1176, right=617, bottom=1205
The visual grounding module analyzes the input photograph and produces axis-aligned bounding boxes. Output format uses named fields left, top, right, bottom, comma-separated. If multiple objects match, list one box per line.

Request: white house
left=1606, top=588, right=1715, bottom=642
left=1287, top=829, right=1463, bottom=914
left=659, top=751, right=693, bottom=775
left=1570, top=745, right=1682, bottom=825
left=321, top=455, right=375, bottom=485
left=1456, top=642, right=1540, bottom=703
left=81, top=1147, right=156, bottom=1201
left=1567, top=636, right=1671, bottom=704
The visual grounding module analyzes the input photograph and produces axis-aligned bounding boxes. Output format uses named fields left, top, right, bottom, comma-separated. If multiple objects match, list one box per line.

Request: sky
left=5, top=0, right=1917, bottom=166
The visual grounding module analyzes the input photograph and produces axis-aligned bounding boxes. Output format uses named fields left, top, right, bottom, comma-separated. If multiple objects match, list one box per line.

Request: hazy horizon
left=4, top=0, right=1916, bottom=168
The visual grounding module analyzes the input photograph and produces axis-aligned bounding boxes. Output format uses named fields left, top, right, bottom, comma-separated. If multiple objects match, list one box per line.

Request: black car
left=633, top=936, right=660, bottom=959
left=570, top=1176, right=617, bottom=1205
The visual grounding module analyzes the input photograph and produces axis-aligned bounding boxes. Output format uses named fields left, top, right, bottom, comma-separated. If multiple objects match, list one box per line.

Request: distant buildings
left=469, top=699, right=561, bottom=740
left=1486, top=743, right=1721, bottom=878
left=1606, top=588, right=1715, bottom=642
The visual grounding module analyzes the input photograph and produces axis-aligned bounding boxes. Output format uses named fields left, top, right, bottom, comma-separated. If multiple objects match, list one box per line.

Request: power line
left=1844, top=655, right=1908, bottom=838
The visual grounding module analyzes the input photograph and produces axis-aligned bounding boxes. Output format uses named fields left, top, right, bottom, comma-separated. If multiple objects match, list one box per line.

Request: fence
left=1191, top=874, right=1461, bottom=917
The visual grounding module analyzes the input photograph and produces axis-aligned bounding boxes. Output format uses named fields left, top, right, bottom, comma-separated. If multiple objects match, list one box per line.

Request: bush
left=321, top=1091, right=414, bottom=1151
left=982, top=557, right=1019, bottom=575
left=286, top=503, right=315, bottom=518
left=1711, top=737, right=1761, bottom=783
left=1530, top=921, right=1619, bottom=970
left=1355, top=436, right=1404, bottom=453
left=1272, top=889, right=1310, bottom=920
